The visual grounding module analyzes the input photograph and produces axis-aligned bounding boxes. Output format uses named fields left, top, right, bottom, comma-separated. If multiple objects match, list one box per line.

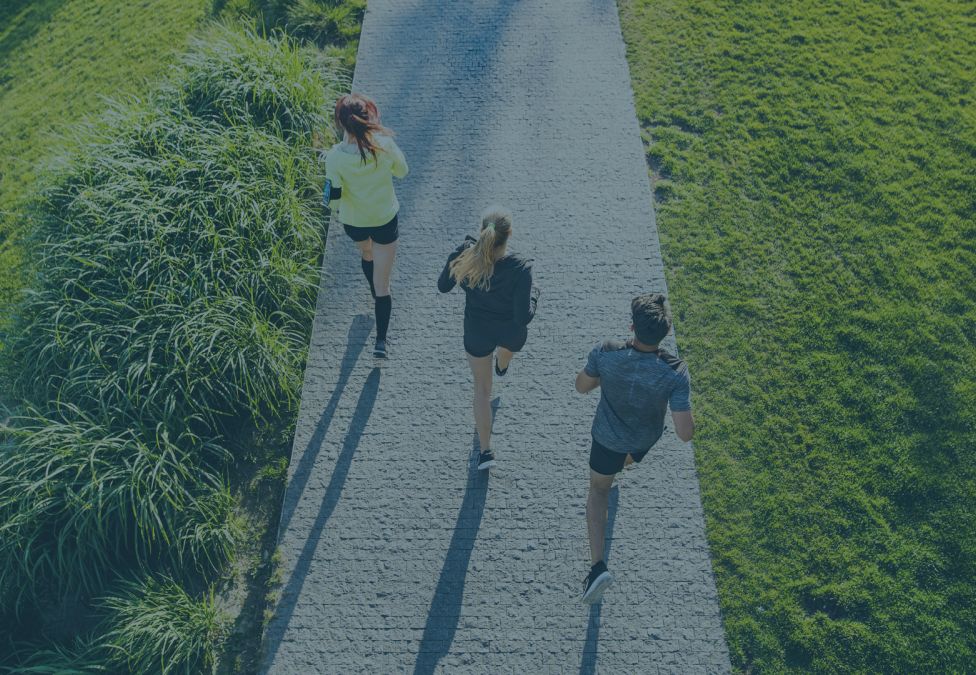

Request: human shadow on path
left=412, top=398, right=499, bottom=675
left=276, top=313, right=373, bottom=535
left=262, top=364, right=381, bottom=670
left=580, top=485, right=620, bottom=674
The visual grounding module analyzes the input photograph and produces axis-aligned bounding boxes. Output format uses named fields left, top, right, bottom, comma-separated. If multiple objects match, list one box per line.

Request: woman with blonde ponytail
left=325, top=93, right=408, bottom=358
left=438, top=207, right=539, bottom=470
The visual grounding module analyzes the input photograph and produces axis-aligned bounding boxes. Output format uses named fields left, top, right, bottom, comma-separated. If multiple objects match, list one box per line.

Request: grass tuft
left=0, top=409, right=234, bottom=611
left=101, top=576, right=228, bottom=675
left=285, top=0, right=366, bottom=49
left=3, top=635, right=108, bottom=674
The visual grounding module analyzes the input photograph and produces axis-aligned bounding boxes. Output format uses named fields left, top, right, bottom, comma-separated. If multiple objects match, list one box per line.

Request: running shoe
left=494, top=356, right=508, bottom=377
left=581, top=560, right=613, bottom=604
left=373, top=339, right=388, bottom=359
left=477, top=450, right=496, bottom=470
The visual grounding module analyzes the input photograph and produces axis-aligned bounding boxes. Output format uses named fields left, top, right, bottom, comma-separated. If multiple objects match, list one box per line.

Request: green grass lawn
left=617, top=0, right=975, bottom=671
left=0, top=0, right=211, bottom=328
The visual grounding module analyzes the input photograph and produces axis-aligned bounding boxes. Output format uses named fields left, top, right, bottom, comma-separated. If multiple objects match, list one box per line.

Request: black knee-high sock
left=360, top=259, right=376, bottom=297
left=375, top=294, right=392, bottom=341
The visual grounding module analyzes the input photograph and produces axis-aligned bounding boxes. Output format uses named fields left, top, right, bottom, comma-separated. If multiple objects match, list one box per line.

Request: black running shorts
left=589, top=436, right=649, bottom=476
left=343, top=213, right=399, bottom=245
left=463, top=316, right=528, bottom=358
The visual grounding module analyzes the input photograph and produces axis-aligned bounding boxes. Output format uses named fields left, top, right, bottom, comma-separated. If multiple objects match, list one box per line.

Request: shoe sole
left=581, top=571, right=613, bottom=604
left=477, top=459, right=497, bottom=470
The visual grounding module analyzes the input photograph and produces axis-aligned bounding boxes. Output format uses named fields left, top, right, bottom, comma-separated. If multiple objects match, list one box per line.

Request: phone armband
left=322, top=179, right=341, bottom=207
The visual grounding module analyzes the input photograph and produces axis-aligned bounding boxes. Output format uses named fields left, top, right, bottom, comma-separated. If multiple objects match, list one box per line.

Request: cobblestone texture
left=261, top=1, right=731, bottom=672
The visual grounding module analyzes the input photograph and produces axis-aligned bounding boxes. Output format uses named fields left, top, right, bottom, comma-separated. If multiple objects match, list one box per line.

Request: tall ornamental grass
left=0, top=410, right=236, bottom=610
left=0, top=22, right=346, bottom=670
left=101, top=577, right=228, bottom=675
left=214, top=0, right=365, bottom=65
left=285, top=0, right=366, bottom=48
left=3, top=635, right=108, bottom=675
left=176, top=26, right=334, bottom=137
left=3, top=577, right=226, bottom=675
left=11, top=112, right=321, bottom=434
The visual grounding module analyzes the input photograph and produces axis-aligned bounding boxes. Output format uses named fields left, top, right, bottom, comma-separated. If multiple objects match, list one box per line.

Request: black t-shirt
left=437, top=237, right=539, bottom=325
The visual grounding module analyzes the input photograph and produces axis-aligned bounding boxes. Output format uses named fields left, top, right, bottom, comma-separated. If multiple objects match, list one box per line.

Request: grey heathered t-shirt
left=584, top=339, right=692, bottom=454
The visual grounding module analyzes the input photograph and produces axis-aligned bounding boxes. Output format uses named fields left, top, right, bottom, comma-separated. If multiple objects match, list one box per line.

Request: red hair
left=334, top=93, right=392, bottom=164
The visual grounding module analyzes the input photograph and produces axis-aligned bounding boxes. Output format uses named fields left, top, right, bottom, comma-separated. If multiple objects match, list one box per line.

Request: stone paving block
left=260, top=0, right=731, bottom=672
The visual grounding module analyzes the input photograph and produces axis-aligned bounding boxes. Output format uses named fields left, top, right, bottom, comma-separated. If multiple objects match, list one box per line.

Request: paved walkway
left=261, top=1, right=731, bottom=672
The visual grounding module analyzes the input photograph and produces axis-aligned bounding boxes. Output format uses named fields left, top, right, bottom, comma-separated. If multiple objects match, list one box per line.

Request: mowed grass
left=0, top=0, right=210, bottom=325
left=617, top=0, right=975, bottom=672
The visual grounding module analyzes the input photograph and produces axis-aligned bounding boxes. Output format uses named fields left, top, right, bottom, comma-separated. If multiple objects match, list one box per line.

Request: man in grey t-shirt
left=575, top=293, right=695, bottom=604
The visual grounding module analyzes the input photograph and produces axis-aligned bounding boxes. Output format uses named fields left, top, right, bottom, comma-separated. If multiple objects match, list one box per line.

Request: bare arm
left=672, top=409, right=694, bottom=442
left=575, top=369, right=600, bottom=394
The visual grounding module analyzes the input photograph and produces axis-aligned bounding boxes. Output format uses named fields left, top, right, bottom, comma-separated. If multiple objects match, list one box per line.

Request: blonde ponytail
left=450, top=206, right=513, bottom=291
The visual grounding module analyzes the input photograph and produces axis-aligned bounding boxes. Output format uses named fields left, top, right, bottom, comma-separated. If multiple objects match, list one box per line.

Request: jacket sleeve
left=324, top=150, right=342, bottom=198
left=387, top=138, right=409, bottom=179
left=512, top=264, right=539, bottom=326
left=437, top=247, right=464, bottom=293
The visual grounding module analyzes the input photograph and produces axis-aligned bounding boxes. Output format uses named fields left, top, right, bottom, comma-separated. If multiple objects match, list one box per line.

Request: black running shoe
left=373, top=339, right=387, bottom=358
left=494, top=356, right=508, bottom=377
left=477, top=450, right=496, bottom=470
left=581, top=561, right=613, bottom=604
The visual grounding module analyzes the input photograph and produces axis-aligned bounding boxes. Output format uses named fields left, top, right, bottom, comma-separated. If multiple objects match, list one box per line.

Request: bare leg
left=496, top=346, right=515, bottom=371
left=466, top=353, right=494, bottom=451
left=354, top=238, right=373, bottom=262
left=586, top=470, right=616, bottom=566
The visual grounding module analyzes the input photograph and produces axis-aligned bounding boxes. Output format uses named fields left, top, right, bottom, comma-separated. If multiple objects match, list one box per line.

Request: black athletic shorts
left=589, top=436, right=649, bottom=476
left=463, top=316, right=528, bottom=358
left=342, top=213, right=399, bottom=245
